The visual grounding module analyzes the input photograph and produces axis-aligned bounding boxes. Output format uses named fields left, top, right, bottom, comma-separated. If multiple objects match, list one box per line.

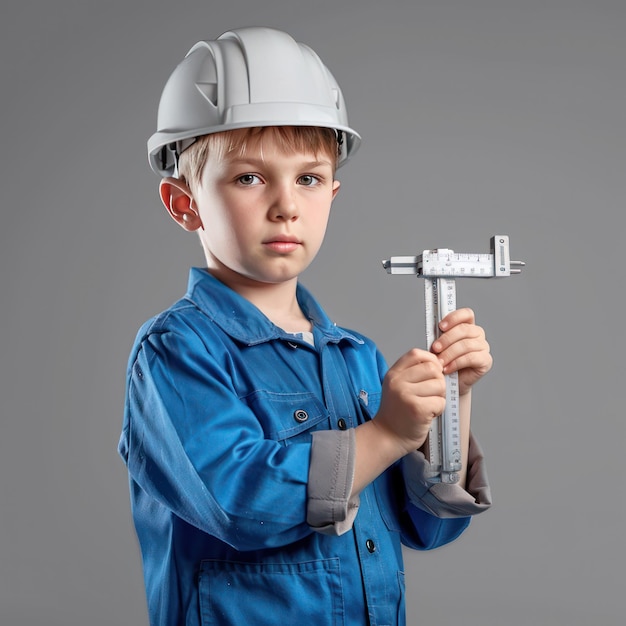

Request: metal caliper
left=383, top=235, right=525, bottom=484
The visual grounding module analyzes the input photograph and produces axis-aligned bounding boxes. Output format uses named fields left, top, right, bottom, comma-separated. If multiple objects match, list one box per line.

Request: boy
left=119, top=27, right=492, bottom=626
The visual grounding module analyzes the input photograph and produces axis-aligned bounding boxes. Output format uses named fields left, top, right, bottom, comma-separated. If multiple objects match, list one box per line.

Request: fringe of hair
left=178, top=126, right=340, bottom=189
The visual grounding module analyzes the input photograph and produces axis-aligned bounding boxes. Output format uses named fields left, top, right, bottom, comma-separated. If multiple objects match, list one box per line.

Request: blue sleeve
left=373, top=460, right=471, bottom=552
left=402, top=502, right=471, bottom=550
left=119, top=328, right=314, bottom=552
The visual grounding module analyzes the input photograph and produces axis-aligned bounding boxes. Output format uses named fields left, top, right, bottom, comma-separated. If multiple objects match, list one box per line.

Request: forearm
left=351, top=419, right=409, bottom=497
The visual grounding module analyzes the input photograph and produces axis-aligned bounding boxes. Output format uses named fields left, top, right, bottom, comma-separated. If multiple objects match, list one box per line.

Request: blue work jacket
left=119, top=268, right=473, bottom=625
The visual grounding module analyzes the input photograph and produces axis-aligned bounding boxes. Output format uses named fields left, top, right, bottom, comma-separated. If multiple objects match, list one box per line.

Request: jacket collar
left=184, top=268, right=363, bottom=347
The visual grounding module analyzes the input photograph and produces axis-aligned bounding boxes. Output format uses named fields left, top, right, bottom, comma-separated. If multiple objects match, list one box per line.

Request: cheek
left=318, top=213, right=331, bottom=237
left=316, top=205, right=333, bottom=233
left=197, top=198, right=237, bottom=234
left=307, top=211, right=331, bottom=251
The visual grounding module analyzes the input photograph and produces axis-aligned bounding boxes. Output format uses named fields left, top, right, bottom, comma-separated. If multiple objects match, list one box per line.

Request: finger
left=439, top=307, right=475, bottom=332
left=402, top=392, right=447, bottom=419
left=391, top=348, right=442, bottom=370
left=386, top=361, right=444, bottom=395
left=406, top=376, right=447, bottom=398
left=436, top=335, right=488, bottom=365
left=431, top=323, right=485, bottom=355
left=443, top=347, right=493, bottom=376
left=440, top=337, right=490, bottom=371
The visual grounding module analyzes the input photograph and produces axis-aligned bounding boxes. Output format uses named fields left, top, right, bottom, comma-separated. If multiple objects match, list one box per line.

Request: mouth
left=263, top=235, right=302, bottom=253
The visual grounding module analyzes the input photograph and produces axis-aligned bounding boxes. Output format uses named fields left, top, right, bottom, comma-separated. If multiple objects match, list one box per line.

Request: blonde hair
left=178, top=126, right=341, bottom=190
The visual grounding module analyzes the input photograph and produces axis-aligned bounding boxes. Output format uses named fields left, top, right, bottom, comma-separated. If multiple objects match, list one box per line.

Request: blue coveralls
left=119, top=268, right=483, bottom=626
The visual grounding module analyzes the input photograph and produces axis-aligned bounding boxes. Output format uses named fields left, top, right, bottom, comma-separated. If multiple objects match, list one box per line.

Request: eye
left=297, top=174, right=320, bottom=187
left=237, top=174, right=262, bottom=186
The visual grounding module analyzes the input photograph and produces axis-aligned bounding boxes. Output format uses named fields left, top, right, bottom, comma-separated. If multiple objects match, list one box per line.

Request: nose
left=268, top=183, right=299, bottom=222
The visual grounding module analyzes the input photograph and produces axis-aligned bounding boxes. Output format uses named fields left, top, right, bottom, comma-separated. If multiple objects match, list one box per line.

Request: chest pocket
left=243, top=390, right=329, bottom=445
left=357, top=390, right=381, bottom=422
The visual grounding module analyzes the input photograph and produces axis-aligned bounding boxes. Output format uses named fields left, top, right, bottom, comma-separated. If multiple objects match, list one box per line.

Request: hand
left=375, top=349, right=446, bottom=454
left=430, top=308, right=492, bottom=396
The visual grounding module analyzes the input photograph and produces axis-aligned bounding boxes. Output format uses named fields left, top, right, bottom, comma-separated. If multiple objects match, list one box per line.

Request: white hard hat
left=148, top=26, right=361, bottom=176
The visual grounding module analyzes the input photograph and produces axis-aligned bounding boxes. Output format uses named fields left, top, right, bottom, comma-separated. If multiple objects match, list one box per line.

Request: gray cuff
left=403, top=432, right=492, bottom=518
left=307, top=429, right=359, bottom=536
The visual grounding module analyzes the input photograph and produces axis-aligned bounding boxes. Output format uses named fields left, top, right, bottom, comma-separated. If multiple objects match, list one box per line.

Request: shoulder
left=136, top=296, right=202, bottom=340
left=128, top=296, right=219, bottom=370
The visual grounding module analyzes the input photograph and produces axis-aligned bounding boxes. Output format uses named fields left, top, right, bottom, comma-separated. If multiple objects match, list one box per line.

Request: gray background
left=1, top=1, right=624, bottom=624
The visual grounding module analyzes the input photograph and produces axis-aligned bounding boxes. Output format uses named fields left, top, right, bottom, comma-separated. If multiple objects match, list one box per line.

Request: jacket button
left=337, top=418, right=347, bottom=430
left=366, top=539, right=376, bottom=553
left=294, top=409, right=309, bottom=423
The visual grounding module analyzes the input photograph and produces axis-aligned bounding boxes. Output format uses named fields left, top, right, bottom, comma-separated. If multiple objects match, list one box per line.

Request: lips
left=263, top=234, right=302, bottom=253
left=264, top=235, right=302, bottom=244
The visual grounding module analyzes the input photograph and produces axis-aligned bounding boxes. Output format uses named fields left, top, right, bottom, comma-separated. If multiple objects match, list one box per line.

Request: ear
left=159, top=177, right=204, bottom=231
left=331, top=179, right=341, bottom=200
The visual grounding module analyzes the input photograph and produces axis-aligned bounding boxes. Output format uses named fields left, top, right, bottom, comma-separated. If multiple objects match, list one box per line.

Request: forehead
left=215, top=127, right=338, bottom=165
